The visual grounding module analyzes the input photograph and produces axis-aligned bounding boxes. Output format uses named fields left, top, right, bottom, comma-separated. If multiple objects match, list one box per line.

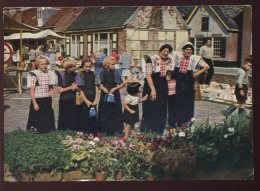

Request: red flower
left=160, top=141, right=166, bottom=147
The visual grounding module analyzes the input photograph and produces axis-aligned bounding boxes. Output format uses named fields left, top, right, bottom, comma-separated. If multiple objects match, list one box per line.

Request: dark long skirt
left=141, top=72, right=168, bottom=134
left=27, top=97, right=55, bottom=133
left=123, top=104, right=139, bottom=126
left=198, top=57, right=214, bottom=85
left=78, top=104, right=98, bottom=134
left=58, top=93, right=79, bottom=131
left=168, top=68, right=195, bottom=126
left=98, top=90, right=124, bottom=136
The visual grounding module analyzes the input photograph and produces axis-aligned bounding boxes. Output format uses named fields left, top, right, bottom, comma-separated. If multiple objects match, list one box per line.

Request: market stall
left=4, top=15, right=66, bottom=94
left=4, top=15, right=39, bottom=94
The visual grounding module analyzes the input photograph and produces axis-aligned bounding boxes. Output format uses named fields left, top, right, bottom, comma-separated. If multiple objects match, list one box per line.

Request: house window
left=69, top=34, right=84, bottom=59
left=213, top=37, right=226, bottom=57
left=87, top=34, right=92, bottom=56
left=194, top=37, right=226, bottom=58
left=201, top=17, right=209, bottom=32
left=93, top=32, right=118, bottom=56
left=37, top=9, right=42, bottom=19
left=65, top=35, right=70, bottom=56
left=195, top=37, right=204, bottom=55
left=111, top=33, right=118, bottom=49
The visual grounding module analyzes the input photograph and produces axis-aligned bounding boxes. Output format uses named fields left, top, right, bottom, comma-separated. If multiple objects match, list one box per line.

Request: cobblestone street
left=4, top=80, right=230, bottom=134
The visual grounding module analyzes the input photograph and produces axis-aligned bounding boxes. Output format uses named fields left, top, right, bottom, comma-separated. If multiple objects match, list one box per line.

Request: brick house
left=65, top=6, right=189, bottom=67
left=177, top=5, right=252, bottom=67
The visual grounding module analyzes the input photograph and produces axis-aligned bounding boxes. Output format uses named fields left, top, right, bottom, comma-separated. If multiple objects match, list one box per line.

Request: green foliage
left=4, top=112, right=253, bottom=180
left=191, top=112, right=253, bottom=170
left=4, top=130, right=76, bottom=175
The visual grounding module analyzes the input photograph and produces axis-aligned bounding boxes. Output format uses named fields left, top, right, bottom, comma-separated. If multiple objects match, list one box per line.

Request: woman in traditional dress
left=168, top=42, right=209, bottom=128
left=141, top=44, right=174, bottom=135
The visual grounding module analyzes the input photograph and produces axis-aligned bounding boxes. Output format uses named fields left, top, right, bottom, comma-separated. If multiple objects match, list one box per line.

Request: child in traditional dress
left=57, top=57, right=80, bottom=131
left=78, top=58, right=99, bottom=134
left=96, top=56, right=125, bottom=136
left=123, top=82, right=147, bottom=138
left=26, top=55, right=55, bottom=133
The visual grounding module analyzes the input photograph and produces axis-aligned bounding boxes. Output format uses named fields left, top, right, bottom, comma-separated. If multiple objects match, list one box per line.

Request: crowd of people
left=12, top=41, right=62, bottom=71
left=25, top=41, right=252, bottom=139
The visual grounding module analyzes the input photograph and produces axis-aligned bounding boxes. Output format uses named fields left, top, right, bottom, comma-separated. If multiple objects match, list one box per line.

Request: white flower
left=88, top=141, right=96, bottom=146
left=224, top=134, right=228, bottom=138
left=178, top=132, right=186, bottom=137
left=89, top=149, right=94, bottom=153
left=93, top=137, right=100, bottom=142
left=77, top=131, right=84, bottom=135
left=228, top=127, right=235, bottom=132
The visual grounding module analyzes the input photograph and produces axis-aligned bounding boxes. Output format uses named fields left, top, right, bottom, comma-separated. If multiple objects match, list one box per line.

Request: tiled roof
left=210, top=6, right=243, bottom=30
left=43, top=7, right=85, bottom=32
left=176, top=6, right=195, bottom=21
left=4, top=15, right=39, bottom=32
left=10, top=8, right=38, bottom=27
left=67, top=6, right=138, bottom=31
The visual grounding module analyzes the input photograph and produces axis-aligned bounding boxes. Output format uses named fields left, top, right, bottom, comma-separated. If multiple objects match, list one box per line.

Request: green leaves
left=4, top=112, right=253, bottom=180
left=4, top=130, right=75, bottom=175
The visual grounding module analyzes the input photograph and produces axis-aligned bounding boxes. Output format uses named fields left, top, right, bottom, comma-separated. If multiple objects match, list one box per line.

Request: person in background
left=222, top=57, right=252, bottom=116
left=12, top=49, right=20, bottom=67
left=36, top=45, right=44, bottom=58
left=111, top=49, right=120, bottom=69
left=96, top=56, right=125, bottom=136
left=89, top=50, right=96, bottom=63
left=168, top=42, right=209, bottom=128
left=28, top=45, right=36, bottom=71
left=48, top=48, right=57, bottom=71
left=198, top=38, right=214, bottom=85
left=57, top=57, right=80, bottom=131
left=26, top=55, right=55, bottom=133
left=119, top=49, right=132, bottom=83
left=22, top=43, right=29, bottom=71
left=94, top=48, right=106, bottom=75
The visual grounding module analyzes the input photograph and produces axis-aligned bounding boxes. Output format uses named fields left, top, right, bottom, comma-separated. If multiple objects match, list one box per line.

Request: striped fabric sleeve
left=30, top=76, right=37, bottom=87
left=145, top=63, right=153, bottom=75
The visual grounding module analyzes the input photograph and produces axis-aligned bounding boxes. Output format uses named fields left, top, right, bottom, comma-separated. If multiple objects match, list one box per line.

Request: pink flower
left=112, top=140, right=119, bottom=146
left=118, top=140, right=126, bottom=147
left=93, top=137, right=100, bottom=142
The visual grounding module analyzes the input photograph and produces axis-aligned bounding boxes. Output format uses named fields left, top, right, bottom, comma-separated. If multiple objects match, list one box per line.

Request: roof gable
left=67, top=6, right=138, bottom=31
left=176, top=6, right=195, bottom=21
left=210, top=6, right=243, bottom=30
left=187, top=5, right=243, bottom=31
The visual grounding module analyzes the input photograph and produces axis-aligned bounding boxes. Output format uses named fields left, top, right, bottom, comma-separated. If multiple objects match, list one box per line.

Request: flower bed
left=4, top=113, right=253, bottom=181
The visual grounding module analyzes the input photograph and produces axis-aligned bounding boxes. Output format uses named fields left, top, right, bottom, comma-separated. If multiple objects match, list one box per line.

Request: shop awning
left=4, top=29, right=67, bottom=40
